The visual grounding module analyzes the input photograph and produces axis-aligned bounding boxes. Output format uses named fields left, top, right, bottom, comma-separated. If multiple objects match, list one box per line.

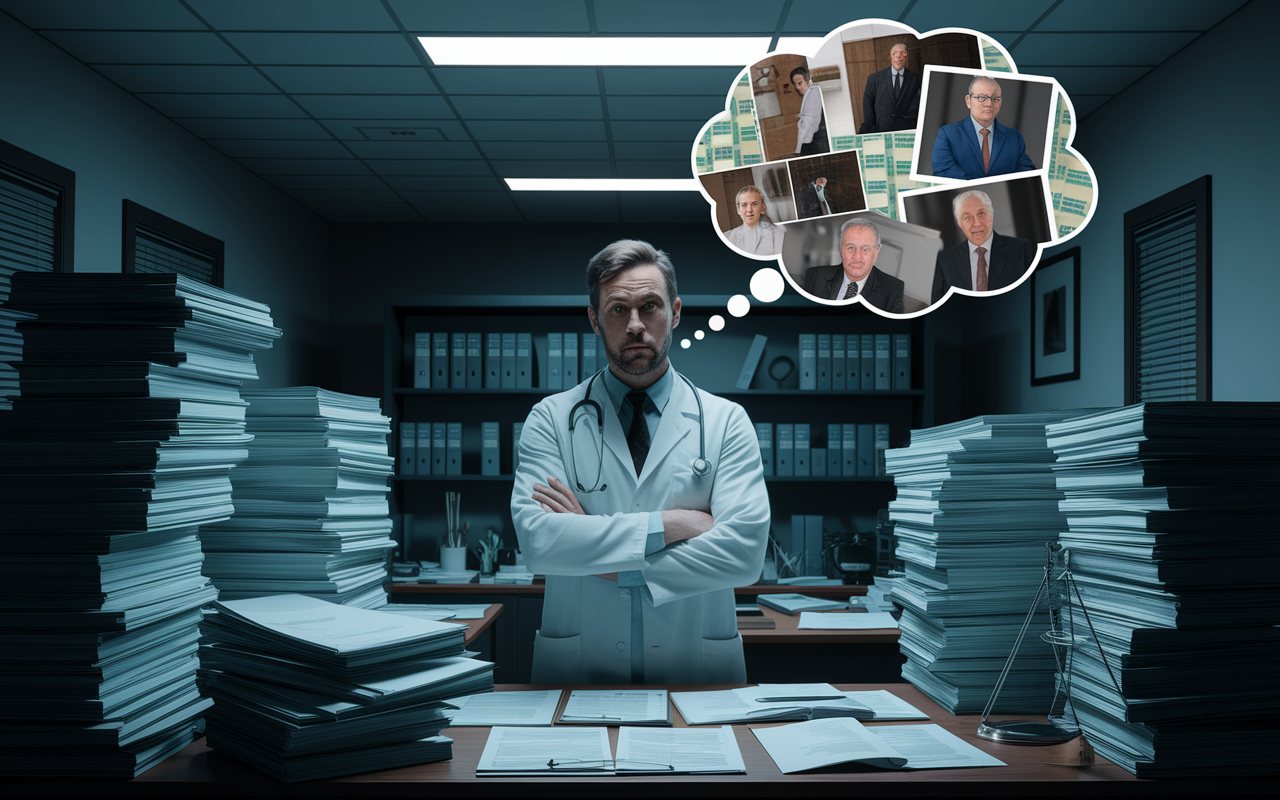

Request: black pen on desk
left=753, top=695, right=845, bottom=702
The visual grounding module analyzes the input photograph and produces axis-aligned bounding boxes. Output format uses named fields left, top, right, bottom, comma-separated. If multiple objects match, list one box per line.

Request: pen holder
left=439, top=545, right=467, bottom=573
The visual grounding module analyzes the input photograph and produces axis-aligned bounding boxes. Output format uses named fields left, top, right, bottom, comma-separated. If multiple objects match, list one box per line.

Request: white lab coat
left=511, top=370, right=770, bottom=684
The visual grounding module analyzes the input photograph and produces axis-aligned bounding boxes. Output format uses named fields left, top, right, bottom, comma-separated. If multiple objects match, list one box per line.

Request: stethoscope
left=567, top=368, right=712, bottom=493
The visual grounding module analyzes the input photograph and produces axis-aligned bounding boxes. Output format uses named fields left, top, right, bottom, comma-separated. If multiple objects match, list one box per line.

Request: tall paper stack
left=0, top=273, right=280, bottom=777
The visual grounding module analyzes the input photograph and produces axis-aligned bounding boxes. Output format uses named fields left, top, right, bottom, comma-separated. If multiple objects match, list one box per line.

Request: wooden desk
left=460, top=603, right=502, bottom=649
left=739, top=606, right=900, bottom=644
left=10, top=683, right=1179, bottom=796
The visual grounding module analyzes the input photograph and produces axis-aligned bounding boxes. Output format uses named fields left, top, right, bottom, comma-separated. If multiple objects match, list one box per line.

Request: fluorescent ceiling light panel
left=506, top=179, right=700, bottom=192
left=773, top=37, right=825, bottom=56
left=421, top=37, right=772, bottom=66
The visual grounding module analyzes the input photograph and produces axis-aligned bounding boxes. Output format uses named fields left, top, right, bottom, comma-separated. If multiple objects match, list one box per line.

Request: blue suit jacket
left=931, top=117, right=1037, bottom=180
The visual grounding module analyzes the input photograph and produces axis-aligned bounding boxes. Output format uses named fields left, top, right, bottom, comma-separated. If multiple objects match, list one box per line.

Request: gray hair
left=890, top=43, right=908, bottom=54
left=952, top=189, right=994, bottom=223
left=586, top=239, right=678, bottom=313
left=838, top=217, right=881, bottom=247
left=735, top=185, right=766, bottom=206
left=967, top=75, right=1000, bottom=96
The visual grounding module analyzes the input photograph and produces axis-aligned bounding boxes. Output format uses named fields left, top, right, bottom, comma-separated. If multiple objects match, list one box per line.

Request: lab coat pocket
left=530, top=631, right=584, bottom=684
left=699, top=633, right=747, bottom=683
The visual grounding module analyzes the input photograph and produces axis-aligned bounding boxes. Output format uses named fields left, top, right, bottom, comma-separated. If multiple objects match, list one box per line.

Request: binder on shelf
left=860, top=334, right=875, bottom=391
left=450, top=332, right=467, bottom=389
left=481, top=422, right=500, bottom=476
left=827, top=423, right=842, bottom=476
left=431, top=422, right=447, bottom=475
left=418, top=422, right=433, bottom=475
left=516, top=332, right=533, bottom=389
left=816, top=335, right=831, bottom=391
left=798, top=334, right=817, bottom=391
left=501, top=332, right=516, bottom=389
left=413, top=333, right=430, bottom=389
left=776, top=423, right=794, bottom=477
left=874, top=422, right=890, bottom=477
left=737, top=334, right=768, bottom=390
left=812, top=447, right=827, bottom=477
left=485, top=332, right=502, bottom=388
left=892, top=333, right=911, bottom=390
left=832, top=334, right=846, bottom=391
left=857, top=423, right=874, bottom=476
left=841, top=424, right=858, bottom=477
left=466, top=332, right=483, bottom=389
left=547, top=332, right=563, bottom=391
left=512, top=422, right=524, bottom=471
left=580, top=334, right=597, bottom=376
left=794, top=423, right=811, bottom=477
left=446, top=422, right=463, bottom=475
left=432, top=332, right=449, bottom=389
left=756, top=422, right=774, bottom=477
left=400, top=422, right=416, bottom=476
left=563, top=332, right=579, bottom=387
left=789, top=514, right=805, bottom=563
left=846, top=335, right=861, bottom=393
left=805, top=515, right=824, bottom=576
left=874, top=334, right=891, bottom=391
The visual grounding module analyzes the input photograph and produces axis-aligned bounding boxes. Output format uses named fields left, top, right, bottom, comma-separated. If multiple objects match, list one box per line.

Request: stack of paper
left=756, top=593, right=847, bottom=615
left=200, top=594, right=494, bottom=782
left=0, top=306, right=32, bottom=410
left=1046, top=402, right=1280, bottom=777
left=884, top=412, right=1087, bottom=714
left=200, top=388, right=396, bottom=608
left=0, top=273, right=280, bottom=777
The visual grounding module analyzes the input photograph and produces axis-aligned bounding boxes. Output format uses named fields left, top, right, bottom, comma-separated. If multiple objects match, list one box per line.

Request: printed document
left=476, top=726, right=613, bottom=776
left=615, top=726, right=745, bottom=774
left=671, top=684, right=871, bottom=725
left=797, top=611, right=899, bottom=629
left=559, top=690, right=671, bottom=725
left=753, top=718, right=1006, bottom=773
left=444, top=690, right=561, bottom=726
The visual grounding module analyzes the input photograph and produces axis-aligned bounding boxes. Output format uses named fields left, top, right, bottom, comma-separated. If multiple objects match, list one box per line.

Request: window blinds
left=0, top=164, right=60, bottom=303
left=133, top=222, right=217, bottom=284
left=1131, top=201, right=1198, bottom=402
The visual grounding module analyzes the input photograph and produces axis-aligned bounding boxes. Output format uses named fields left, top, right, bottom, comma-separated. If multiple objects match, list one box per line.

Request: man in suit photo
left=796, top=176, right=834, bottom=218
left=930, top=189, right=1038, bottom=304
left=859, top=43, right=921, bottom=134
left=930, top=76, right=1037, bottom=180
left=801, top=218, right=905, bottom=313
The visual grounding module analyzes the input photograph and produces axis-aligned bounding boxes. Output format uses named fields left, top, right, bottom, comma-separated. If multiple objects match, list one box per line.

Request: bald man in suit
left=931, top=189, right=1037, bottom=304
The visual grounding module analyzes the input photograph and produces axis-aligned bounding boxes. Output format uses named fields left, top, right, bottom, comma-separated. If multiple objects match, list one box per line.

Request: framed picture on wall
left=1030, top=247, right=1080, bottom=385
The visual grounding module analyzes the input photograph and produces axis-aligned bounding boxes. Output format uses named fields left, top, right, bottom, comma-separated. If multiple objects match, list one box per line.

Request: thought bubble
left=691, top=19, right=1097, bottom=320
left=709, top=315, right=725, bottom=331
left=680, top=339, right=691, bottom=349
left=695, top=330, right=705, bottom=340
left=727, top=295, right=750, bottom=318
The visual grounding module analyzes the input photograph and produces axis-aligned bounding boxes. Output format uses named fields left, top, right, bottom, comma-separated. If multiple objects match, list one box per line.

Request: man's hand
left=661, top=509, right=715, bottom=546
left=532, top=476, right=584, bottom=515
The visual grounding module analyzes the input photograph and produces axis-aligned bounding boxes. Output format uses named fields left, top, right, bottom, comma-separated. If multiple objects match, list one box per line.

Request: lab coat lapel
left=637, top=373, right=693, bottom=489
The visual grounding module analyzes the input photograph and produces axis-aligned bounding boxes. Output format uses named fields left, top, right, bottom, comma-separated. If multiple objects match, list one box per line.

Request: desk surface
left=459, top=603, right=502, bottom=646
left=9, top=683, right=1186, bottom=796
left=391, top=582, right=866, bottom=598
left=739, top=606, right=900, bottom=644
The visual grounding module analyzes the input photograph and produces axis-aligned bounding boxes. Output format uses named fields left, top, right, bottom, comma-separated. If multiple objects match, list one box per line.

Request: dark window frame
left=122, top=199, right=224, bottom=287
left=1123, top=175, right=1212, bottom=404
left=0, top=137, right=75, bottom=273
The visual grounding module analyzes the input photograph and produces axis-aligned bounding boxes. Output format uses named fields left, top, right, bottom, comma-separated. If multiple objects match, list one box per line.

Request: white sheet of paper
left=615, top=726, right=745, bottom=774
left=869, top=724, right=1006, bottom=769
left=671, top=686, right=868, bottom=725
left=476, top=726, right=613, bottom=776
left=753, top=717, right=907, bottom=773
left=216, top=594, right=466, bottom=652
left=842, top=690, right=929, bottom=720
left=560, top=690, right=669, bottom=723
left=395, top=604, right=490, bottom=619
left=797, top=611, right=899, bottom=629
left=444, top=690, right=562, bottom=726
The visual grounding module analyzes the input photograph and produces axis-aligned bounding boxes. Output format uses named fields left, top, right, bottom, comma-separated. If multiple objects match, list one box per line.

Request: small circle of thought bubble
left=709, top=315, right=726, bottom=331
left=727, top=295, right=750, bottom=318
left=680, top=339, right=691, bottom=349
left=695, top=330, right=705, bottom=340
left=750, top=268, right=784, bottom=303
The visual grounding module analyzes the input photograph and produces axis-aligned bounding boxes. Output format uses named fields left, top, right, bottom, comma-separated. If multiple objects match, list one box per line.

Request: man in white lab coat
left=511, top=240, right=771, bottom=684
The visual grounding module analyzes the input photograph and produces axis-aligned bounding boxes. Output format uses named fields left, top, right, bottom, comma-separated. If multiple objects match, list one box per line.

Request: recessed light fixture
left=505, top=178, right=700, bottom=192
left=420, top=37, right=773, bottom=67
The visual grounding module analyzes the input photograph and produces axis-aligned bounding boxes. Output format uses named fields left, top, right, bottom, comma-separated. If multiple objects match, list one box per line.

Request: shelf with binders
left=383, top=295, right=934, bottom=564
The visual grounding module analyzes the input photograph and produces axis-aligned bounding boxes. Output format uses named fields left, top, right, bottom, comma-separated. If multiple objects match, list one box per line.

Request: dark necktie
left=981, top=126, right=990, bottom=174
left=843, top=281, right=859, bottom=300
left=894, top=71, right=901, bottom=96
left=625, top=390, right=650, bottom=477
left=975, top=246, right=989, bottom=292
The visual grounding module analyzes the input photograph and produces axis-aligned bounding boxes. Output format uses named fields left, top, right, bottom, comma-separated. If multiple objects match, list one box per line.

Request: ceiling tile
left=1019, top=65, right=1152, bottom=97
left=413, top=204, right=525, bottom=223
left=383, top=176, right=506, bottom=192
left=613, top=141, right=692, bottom=160
left=465, top=120, right=607, bottom=141
left=287, top=189, right=405, bottom=203
left=782, top=1, right=912, bottom=32
left=292, top=94, right=455, bottom=119
left=207, top=139, right=353, bottom=159
left=261, top=66, right=437, bottom=94
left=307, top=202, right=424, bottom=222
left=320, top=119, right=469, bottom=140
left=344, top=140, right=484, bottom=159
left=489, top=161, right=615, bottom=178
left=1011, top=31, right=1200, bottom=65
left=237, top=158, right=373, bottom=175
left=187, top=0, right=398, bottom=32
left=433, top=67, right=601, bottom=95
left=615, top=161, right=691, bottom=177
left=1067, top=95, right=1110, bottom=117
left=364, top=160, right=497, bottom=176
left=606, top=95, right=724, bottom=119
left=449, top=95, right=604, bottom=120
left=619, top=192, right=708, bottom=220
left=222, top=32, right=420, bottom=65
left=480, top=142, right=612, bottom=160
left=603, top=67, right=741, bottom=95
left=1036, top=0, right=1247, bottom=31
left=265, top=175, right=390, bottom=191
left=398, top=190, right=510, bottom=204
left=41, top=31, right=243, bottom=64
left=594, top=1, right=785, bottom=33
left=174, top=118, right=331, bottom=139
left=518, top=201, right=621, bottom=223
left=93, top=64, right=276, bottom=93
left=392, top=0, right=590, bottom=32
left=0, top=0, right=204, bottom=30
left=137, top=93, right=305, bottom=117
left=901, top=0, right=1057, bottom=34
left=610, top=120, right=706, bottom=141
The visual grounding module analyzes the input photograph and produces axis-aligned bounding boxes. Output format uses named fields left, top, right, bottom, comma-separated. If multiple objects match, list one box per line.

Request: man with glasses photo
left=931, top=76, right=1037, bottom=180
left=800, top=217, right=905, bottom=313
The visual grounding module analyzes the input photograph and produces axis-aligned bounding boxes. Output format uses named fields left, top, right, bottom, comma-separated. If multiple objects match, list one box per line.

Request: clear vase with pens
left=439, top=491, right=468, bottom=573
